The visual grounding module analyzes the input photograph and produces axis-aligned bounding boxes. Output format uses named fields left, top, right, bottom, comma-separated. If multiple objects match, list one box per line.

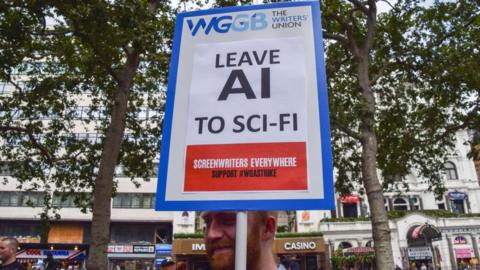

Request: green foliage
left=173, top=233, right=204, bottom=239
left=0, top=0, right=173, bottom=211
left=323, top=0, right=479, bottom=197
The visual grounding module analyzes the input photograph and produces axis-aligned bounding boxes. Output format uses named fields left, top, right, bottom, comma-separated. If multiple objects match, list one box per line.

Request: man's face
left=202, top=212, right=264, bottom=270
left=161, top=265, right=175, bottom=270
left=0, top=240, right=15, bottom=262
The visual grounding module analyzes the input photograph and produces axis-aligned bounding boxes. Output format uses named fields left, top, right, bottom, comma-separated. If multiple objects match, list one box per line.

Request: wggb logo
left=187, top=13, right=268, bottom=36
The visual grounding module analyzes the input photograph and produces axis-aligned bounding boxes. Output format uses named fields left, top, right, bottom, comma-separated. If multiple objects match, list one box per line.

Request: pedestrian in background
left=0, top=237, right=26, bottom=270
left=44, top=253, right=59, bottom=270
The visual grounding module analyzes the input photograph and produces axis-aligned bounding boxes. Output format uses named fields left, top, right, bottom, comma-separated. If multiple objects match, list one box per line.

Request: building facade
left=297, top=130, right=480, bottom=270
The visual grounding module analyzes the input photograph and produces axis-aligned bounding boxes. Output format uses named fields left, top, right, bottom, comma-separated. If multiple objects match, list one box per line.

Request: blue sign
left=155, top=244, right=172, bottom=255
left=156, top=1, right=334, bottom=211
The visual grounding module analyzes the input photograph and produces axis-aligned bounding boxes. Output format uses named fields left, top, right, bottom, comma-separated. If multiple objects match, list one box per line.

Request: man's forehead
left=200, top=211, right=237, bottom=219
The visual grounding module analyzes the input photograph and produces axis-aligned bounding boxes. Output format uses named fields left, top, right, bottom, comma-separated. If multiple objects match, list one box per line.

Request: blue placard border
left=156, top=1, right=334, bottom=211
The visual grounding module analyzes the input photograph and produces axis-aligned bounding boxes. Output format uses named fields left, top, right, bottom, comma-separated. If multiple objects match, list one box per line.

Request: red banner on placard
left=184, top=142, right=307, bottom=192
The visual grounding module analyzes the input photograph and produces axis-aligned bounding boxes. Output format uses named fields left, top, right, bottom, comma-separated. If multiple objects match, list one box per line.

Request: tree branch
left=331, top=117, right=362, bottom=141
left=429, top=14, right=478, bottom=49
left=347, top=0, right=369, bottom=15
left=324, top=11, right=363, bottom=56
left=0, top=125, right=55, bottom=164
left=323, top=32, right=350, bottom=50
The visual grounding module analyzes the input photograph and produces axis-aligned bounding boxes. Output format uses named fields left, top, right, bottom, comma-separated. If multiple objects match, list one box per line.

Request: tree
left=0, top=1, right=174, bottom=269
left=322, top=0, right=479, bottom=268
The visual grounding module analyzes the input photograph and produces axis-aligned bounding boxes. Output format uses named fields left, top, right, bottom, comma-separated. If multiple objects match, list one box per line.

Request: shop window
left=393, top=198, right=408, bottom=211
left=443, top=161, right=458, bottom=180
left=0, top=221, right=42, bottom=242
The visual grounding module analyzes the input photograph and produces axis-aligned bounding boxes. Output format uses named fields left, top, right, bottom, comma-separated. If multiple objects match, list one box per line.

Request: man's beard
left=206, top=225, right=262, bottom=270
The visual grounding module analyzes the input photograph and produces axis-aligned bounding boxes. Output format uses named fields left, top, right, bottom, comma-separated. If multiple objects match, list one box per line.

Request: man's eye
left=222, top=217, right=236, bottom=225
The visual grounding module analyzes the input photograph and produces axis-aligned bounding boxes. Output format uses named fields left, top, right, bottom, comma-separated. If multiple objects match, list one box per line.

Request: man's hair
left=1, top=237, right=19, bottom=250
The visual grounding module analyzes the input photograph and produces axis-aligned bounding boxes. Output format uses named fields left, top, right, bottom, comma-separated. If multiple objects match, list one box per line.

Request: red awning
left=407, top=224, right=442, bottom=242
left=340, top=195, right=360, bottom=204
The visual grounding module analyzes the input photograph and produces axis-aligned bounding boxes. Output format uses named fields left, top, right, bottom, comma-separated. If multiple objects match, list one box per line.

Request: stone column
left=445, top=195, right=451, bottom=211
left=419, top=197, right=424, bottom=210
left=447, top=235, right=458, bottom=270
left=470, top=234, right=480, bottom=259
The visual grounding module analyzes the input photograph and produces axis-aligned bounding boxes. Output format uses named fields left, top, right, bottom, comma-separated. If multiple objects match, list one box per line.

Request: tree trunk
left=86, top=51, right=139, bottom=270
left=357, top=56, right=394, bottom=269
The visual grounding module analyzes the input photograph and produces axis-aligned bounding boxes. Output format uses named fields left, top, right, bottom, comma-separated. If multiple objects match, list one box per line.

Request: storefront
left=107, top=244, right=155, bottom=270
left=172, top=238, right=210, bottom=270
left=406, top=224, right=442, bottom=269
left=274, top=237, right=329, bottom=270
left=172, top=237, right=328, bottom=270
left=407, top=247, right=433, bottom=269
left=154, top=244, right=173, bottom=270
left=16, top=246, right=87, bottom=270
left=453, top=236, right=475, bottom=269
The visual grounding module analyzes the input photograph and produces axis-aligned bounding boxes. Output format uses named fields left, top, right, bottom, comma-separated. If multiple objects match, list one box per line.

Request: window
left=451, top=200, right=465, bottom=214
left=52, top=193, right=78, bottom=208
left=0, top=162, right=14, bottom=176
left=75, top=133, right=103, bottom=144
left=151, top=163, right=159, bottom=177
left=410, top=197, right=421, bottom=210
left=393, top=198, right=408, bottom=211
left=342, top=203, right=358, bottom=218
left=438, top=203, right=445, bottom=210
left=338, top=242, right=352, bottom=249
left=384, top=198, right=390, bottom=211
left=112, top=193, right=155, bottom=209
left=0, top=192, right=44, bottom=207
left=436, top=198, right=446, bottom=210
left=0, top=82, right=15, bottom=95
left=137, top=107, right=149, bottom=120
left=443, top=161, right=458, bottom=180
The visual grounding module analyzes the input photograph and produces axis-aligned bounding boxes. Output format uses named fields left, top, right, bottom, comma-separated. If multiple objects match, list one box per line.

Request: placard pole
left=235, top=211, right=248, bottom=270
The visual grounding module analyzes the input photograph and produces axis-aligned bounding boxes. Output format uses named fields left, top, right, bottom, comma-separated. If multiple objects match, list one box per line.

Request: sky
left=170, top=0, right=452, bottom=13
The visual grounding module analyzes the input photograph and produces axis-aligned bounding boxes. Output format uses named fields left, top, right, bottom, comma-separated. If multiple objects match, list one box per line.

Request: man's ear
left=263, top=216, right=277, bottom=240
